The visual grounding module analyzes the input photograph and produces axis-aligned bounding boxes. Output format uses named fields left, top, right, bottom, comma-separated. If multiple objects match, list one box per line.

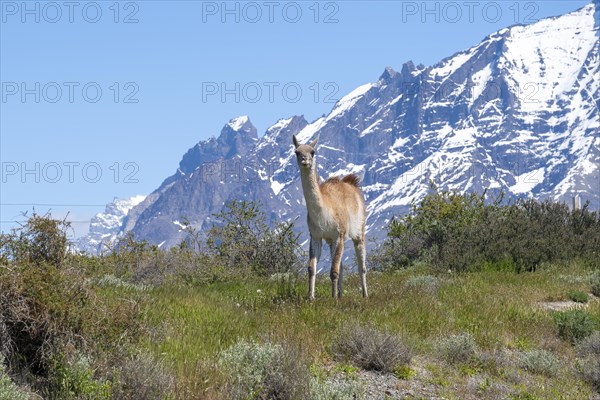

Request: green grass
left=136, top=264, right=600, bottom=398
left=568, top=290, right=590, bottom=303
left=8, top=206, right=598, bottom=398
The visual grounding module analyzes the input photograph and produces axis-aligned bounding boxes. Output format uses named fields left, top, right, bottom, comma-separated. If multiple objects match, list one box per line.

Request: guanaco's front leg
left=308, top=236, right=321, bottom=300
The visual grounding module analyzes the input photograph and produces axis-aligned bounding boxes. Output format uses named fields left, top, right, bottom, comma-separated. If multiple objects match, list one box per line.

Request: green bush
left=0, top=214, right=147, bottom=398
left=0, top=354, right=30, bottom=400
left=89, top=200, right=304, bottom=287
left=394, top=365, right=417, bottom=380
left=0, top=262, right=89, bottom=376
left=53, top=352, right=112, bottom=400
left=0, top=261, right=147, bottom=395
left=207, top=200, right=303, bottom=277
left=381, top=188, right=489, bottom=272
left=0, top=212, right=70, bottom=266
left=553, top=310, right=598, bottom=344
left=568, top=290, right=589, bottom=303
left=369, top=187, right=600, bottom=272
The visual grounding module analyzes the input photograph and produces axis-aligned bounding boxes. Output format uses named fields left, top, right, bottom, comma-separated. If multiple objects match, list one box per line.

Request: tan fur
left=341, top=174, right=361, bottom=187
left=293, top=135, right=369, bottom=300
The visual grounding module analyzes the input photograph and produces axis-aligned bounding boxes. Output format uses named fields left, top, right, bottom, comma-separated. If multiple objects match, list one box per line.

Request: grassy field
left=128, top=262, right=600, bottom=399
left=2, top=203, right=599, bottom=399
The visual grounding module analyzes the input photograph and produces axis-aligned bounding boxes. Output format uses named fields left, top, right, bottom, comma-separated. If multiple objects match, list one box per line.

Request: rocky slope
left=83, top=1, right=599, bottom=257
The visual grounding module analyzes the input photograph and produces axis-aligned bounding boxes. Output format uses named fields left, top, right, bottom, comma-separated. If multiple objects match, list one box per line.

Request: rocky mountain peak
left=223, top=115, right=257, bottom=137
left=379, top=66, right=399, bottom=82
left=82, top=2, right=599, bottom=257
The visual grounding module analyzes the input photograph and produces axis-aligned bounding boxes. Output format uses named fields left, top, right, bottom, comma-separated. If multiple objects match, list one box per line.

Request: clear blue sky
left=0, top=0, right=591, bottom=237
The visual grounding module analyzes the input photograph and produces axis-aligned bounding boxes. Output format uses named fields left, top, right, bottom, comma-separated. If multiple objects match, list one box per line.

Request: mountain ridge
left=82, top=1, right=599, bottom=256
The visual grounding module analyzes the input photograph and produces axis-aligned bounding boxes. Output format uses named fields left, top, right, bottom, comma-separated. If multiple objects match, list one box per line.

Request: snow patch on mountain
left=271, top=179, right=285, bottom=195
left=77, top=195, right=146, bottom=254
left=360, top=119, right=383, bottom=137
left=326, top=83, right=374, bottom=121
left=470, top=65, right=492, bottom=106
left=503, top=3, right=598, bottom=113
left=228, top=115, right=250, bottom=131
left=511, top=167, right=546, bottom=194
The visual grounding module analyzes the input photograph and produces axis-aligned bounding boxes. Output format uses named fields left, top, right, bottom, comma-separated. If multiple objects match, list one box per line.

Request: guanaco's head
left=292, top=135, right=319, bottom=170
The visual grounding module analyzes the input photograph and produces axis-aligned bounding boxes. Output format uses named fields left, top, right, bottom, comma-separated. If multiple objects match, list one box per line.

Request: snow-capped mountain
left=86, top=1, right=599, bottom=253
left=77, top=195, right=146, bottom=254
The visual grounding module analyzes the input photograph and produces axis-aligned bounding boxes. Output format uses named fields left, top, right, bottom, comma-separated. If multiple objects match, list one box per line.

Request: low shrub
left=0, top=263, right=90, bottom=377
left=370, top=188, right=600, bottom=272
left=591, top=271, right=600, bottom=297
left=217, top=335, right=375, bottom=399
left=332, top=323, right=413, bottom=373
left=518, top=349, right=560, bottom=377
left=367, top=237, right=419, bottom=272
left=404, top=275, right=441, bottom=294
left=207, top=200, right=303, bottom=277
left=575, top=331, right=600, bottom=392
left=553, top=310, right=598, bottom=344
left=576, top=331, right=600, bottom=358
left=576, top=356, right=600, bottom=392
left=0, top=218, right=147, bottom=398
left=52, top=352, right=112, bottom=400
left=436, top=333, right=477, bottom=365
left=217, top=339, right=309, bottom=400
left=309, top=377, right=364, bottom=400
left=111, top=352, right=175, bottom=400
left=473, top=350, right=508, bottom=376
left=0, top=354, right=30, bottom=400
left=96, top=274, right=149, bottom=291
left=568, top=290, right=589, bottom=303
left=0, top=212, right=69, bottom=266
left=394, top=365, right=417, bottom=380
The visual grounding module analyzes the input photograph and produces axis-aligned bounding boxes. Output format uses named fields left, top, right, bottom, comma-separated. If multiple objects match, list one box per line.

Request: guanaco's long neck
left=299, top=165, right=323, bottom=212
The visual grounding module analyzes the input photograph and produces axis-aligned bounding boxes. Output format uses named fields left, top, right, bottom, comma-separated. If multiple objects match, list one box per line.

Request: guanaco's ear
left=292, top=135, right=300, bottom=148
left=309, top=134, right=319, bottom=149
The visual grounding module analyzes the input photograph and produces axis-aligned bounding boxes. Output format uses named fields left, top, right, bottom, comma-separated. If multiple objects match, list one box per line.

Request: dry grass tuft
left=332, top=323, right=413, bottom=373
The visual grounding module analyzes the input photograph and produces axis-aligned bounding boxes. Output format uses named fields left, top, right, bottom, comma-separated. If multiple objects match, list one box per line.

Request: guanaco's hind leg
left=330, top=236, right=344, bottom=299
left=338, top=261, right=344, bottom=298
left=354, top=238, right=368, bottom=298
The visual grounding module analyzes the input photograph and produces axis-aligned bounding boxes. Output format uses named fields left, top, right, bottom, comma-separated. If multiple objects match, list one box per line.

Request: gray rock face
left=120, top=115, right=310, bottom=248
left=99, top=2, right=599, bottom=253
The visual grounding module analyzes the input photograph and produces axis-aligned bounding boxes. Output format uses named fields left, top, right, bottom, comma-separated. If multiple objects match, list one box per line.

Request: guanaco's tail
left=341, top=174, right=361, bottom=187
